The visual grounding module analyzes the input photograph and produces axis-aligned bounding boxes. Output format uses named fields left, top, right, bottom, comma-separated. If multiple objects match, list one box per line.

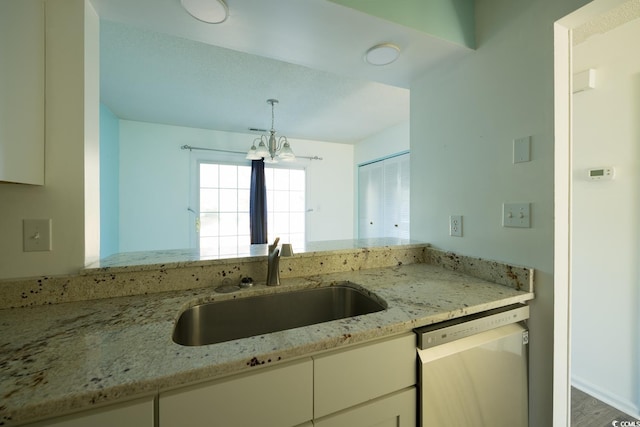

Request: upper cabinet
left=0, top=0, right=45, bottom=185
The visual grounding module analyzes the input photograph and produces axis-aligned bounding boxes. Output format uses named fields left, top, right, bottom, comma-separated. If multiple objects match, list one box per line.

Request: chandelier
left=246, top=99, right=295, bottom=163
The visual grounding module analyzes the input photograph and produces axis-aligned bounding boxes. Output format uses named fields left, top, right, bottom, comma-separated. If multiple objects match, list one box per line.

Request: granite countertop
left=0, top=262, right=534, bottom=426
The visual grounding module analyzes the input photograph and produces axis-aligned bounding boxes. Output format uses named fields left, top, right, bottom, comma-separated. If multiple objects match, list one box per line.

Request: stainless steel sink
left=172, top=283, right=386, bottom=346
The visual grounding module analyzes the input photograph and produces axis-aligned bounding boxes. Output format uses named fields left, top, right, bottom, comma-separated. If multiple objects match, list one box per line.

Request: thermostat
left=587, top=167, right=614, bottom=181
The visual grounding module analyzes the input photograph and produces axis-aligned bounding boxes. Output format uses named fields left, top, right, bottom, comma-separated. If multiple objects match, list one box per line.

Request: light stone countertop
left=0, top=260, right=534, bottom=426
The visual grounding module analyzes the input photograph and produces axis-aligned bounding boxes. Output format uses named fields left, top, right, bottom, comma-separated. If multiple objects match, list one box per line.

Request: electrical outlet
left=502, top=203, right=531, bottom=228
left=23, top=219, right=52, bottom=252
left=449, top=215, right=463, bottom=237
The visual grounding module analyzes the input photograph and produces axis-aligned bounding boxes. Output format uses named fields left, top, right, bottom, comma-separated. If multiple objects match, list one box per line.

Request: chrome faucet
left=266, top=237, right=281, bottom=286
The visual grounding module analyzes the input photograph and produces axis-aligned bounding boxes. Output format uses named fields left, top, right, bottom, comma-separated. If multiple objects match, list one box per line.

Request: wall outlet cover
left=449, top=215, right=463, bottom=237
left=513, top=136, right=531, bottom=163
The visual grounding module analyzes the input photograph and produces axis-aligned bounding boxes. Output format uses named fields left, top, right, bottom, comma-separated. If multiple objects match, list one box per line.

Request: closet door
left=358, top=153, right=410, bottom=239
left=358, top=161, right=384, bottom=238
left=384, top=154, right=410, bottom=239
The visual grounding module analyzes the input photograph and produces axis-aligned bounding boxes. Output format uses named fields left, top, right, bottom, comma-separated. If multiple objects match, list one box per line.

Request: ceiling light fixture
left=365, top=43, right=401, bottom=66
left=180, top=0, right=229, bottom=24
left=246, top=99, right=295, bottom=163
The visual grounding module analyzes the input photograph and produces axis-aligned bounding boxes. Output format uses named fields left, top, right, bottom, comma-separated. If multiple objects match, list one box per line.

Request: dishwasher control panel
left=415, top=304, right=529, bottom=349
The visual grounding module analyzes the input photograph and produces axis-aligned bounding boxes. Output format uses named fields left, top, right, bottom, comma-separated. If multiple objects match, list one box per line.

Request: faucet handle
left=269, top=237, right=281, bottom=252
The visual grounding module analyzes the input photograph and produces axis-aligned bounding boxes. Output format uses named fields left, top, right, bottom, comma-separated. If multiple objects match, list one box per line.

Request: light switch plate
left=513, top=136, right=531, bottom=163
left=502, top=203, right=531, bottom=228
left=449, top=215, right=463, bottom=237
left=23, top=219, right=52, bottom=252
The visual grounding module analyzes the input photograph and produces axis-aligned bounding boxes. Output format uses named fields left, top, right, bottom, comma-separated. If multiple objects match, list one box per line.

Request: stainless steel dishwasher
left=415, top=304, right=530, bottom=427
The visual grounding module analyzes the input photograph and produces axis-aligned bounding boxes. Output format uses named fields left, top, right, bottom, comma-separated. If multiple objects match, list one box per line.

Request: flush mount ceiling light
left=181, top=0, right=228, bottom=24
left=365, top=43, right=401, bottom=66
left=246, top=99, right=295, bottom=163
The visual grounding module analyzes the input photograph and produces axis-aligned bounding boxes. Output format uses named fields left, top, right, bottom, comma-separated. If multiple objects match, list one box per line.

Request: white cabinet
left=23, top=335, right=415, bottom=426
left=0, top=0, right=45, bottom=185
left=314, top=333, right=416, bottom=418
left=159, top=334, right=415, bottom=427
left=358, top=153, right=410, bottom=239
left=24, top=396, right=154, bottom=427
left=314, top=388, right=416, bottom=427
left=159, top=358, right=313, bottom=427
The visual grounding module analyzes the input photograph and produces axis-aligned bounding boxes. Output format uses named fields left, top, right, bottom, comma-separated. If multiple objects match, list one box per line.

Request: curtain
left=250, top=159, right=267, bottom=244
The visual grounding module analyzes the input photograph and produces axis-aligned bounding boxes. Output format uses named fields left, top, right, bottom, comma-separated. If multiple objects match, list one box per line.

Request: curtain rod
left=180, top=144, right=323, bottom=160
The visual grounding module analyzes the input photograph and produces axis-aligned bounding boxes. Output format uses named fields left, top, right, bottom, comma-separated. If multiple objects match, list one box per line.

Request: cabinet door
left=0, top=0, right=45, bottom=185
left=159, top=358, right=313, bottom=427
left=314, top=333, right=416, bottom=418
left=24, top=396, right=154, bottom=427
left=314, top=387, right=416, bottom=427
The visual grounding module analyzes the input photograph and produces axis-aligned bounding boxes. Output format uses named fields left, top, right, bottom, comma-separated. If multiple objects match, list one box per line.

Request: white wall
left=354, top=121, right=409, bottom=165
left=409, top=0, right=588, bottom=425
left=118, top=120, right=354, bottom=252
left=0, top=0, right=99, bottom=280
left=571, top=17, right=640, bottom=417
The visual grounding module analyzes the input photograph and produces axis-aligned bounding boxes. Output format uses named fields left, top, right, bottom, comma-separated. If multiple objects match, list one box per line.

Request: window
left=265, top=168, right=306, bottom=248
left=198, top=162, right=305, bottom=256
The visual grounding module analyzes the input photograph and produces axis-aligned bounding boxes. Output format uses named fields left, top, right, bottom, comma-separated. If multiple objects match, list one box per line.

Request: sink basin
left=172, top=283, right=386, bottom=346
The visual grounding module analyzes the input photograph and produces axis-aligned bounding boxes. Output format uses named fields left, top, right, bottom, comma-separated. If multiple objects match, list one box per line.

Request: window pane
left=238, top=213, right=250, bottom=236
left=219, top=213, right=238, bottom=236
left=266, top=190, right=274, bottom=212
left=219, top=236, right=238, bottom=256
left=273, top=190, right=289, bottom=212
left=290, top=169, right=305, bottom=191
left=264, top=168, right=274, bottom=189
left=290, top=191, right=305, bottom=212
left=219, top=165, right=237, bottom=188
left=238, top=188, right=250, bottom=212
left=273, top=169, right=290, bottom=190
left=290, top=234, right=305, bottom=249
left=200, top=189, right=219, bottom=212
left=290, top=212, right=305, bottom=233
left=273, top=212, right=290, bottom=235
left=267, top=215, right=274, bottom=241
left=219, top=189, right=238, bottom=212
left=278, top=233, right=291, bottom=244
left=238, top=165, right=251, bottom=189
left=200, top=237, right=219, bottom=256
left=200, top=164, right=218, bottom=188
left=237, top=236, right=251, bottom=255
left=200, top=213, right=219, bottom=237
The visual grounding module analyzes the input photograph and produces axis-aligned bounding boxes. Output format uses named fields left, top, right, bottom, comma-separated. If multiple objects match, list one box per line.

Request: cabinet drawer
left=313, top=333, right=416, bottom=418
left=24, top=396, right=154, bottom=427
left=314, top=387, right=416, bottom=427
left=159, top=358, right=313, bottom=427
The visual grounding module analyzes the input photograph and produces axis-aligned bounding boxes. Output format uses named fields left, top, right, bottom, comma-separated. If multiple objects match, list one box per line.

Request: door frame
left=552, top=1, right=632, bottom=425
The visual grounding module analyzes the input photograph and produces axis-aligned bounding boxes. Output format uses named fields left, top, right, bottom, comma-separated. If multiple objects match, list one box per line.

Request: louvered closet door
left=358, top=153, right=410, bottom=239
left=358, top=161, right=384, bottom=238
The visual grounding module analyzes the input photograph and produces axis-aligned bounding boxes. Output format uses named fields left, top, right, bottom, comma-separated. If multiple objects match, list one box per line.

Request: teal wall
left=328, top=0, right=475, bottom=48
left=100, top=103, right=119, bottom=257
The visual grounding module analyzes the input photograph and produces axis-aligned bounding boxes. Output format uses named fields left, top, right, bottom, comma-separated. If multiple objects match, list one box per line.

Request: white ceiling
left=92, top=0, right=472, bottom=144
